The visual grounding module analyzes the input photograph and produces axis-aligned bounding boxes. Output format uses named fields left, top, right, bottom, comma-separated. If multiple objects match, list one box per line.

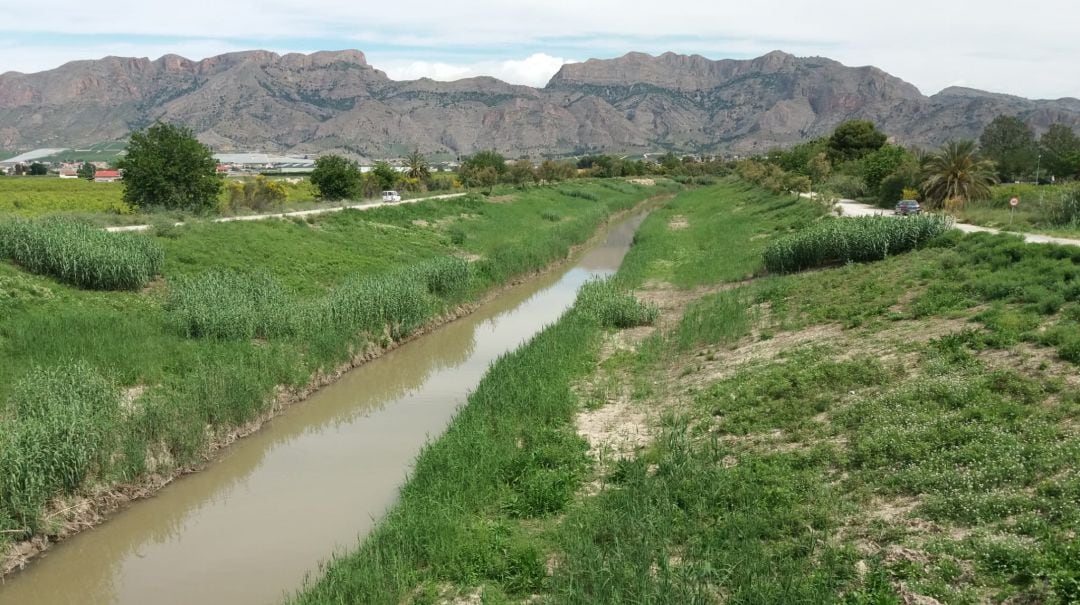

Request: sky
left=1, top=1, right=1078, bottom=100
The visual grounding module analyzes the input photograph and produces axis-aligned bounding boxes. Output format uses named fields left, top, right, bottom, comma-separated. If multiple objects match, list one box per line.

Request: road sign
left=1010, top=197, right=1020, bottom=207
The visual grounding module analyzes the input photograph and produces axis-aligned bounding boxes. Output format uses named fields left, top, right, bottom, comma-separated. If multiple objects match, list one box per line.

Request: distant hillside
left=1, top=49, right=1078, bottom=158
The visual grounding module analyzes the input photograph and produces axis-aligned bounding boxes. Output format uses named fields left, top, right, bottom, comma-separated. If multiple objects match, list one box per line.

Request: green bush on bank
left=0, top=217, right=163, bottom=290
left=763, top=214, right=952, bottom=273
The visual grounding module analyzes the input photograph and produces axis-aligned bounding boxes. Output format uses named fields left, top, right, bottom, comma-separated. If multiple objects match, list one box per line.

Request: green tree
left=774, top=138, right=828, bottom=174
left=1040, top=124, right=1080, bottom=179
left=310, top=154, right=362, bottom=200
left=537, top=160, right=575, bottom=183
left=404, top=150, right=431, bottom=185
left=658, top=152, right=681, bottom=173
left=979, top=115, right=1038, bottom=181
left=461, top=150, right=507, bottom=175
left=460, top=165, right=498, bottom=193
left=28, top=162, right=48, bottom=176
left=861, top=144, right=912, bottom=194
left=806, top=152, right=832, bottom=185
left=77, top=162, right=96, bottom=180
left=507, top=160, right=536, bottom=188
left=117, top=122, right=222, bottom=211
left=370, top=161, right=399, bottom=191
left=921, top=140, right=998, bottom=207
left=876, top=154, right=923, bottom=205
left=827, top=120, right=888, bottom=163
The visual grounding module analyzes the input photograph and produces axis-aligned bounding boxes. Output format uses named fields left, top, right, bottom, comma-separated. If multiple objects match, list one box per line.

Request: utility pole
left=1035, top=153, right=1042, bottom=185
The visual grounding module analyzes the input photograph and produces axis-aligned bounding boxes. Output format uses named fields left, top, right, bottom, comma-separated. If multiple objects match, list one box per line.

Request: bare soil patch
left=668, top=215, right=689, bottom=230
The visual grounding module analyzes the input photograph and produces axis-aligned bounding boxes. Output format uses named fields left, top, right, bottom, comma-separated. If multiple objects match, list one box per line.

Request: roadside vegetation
left=738, top=118, right=1080, bottom=238
left=0, top=179, right=674, bottom=558
left=294, top=178, right=1080, bottom=604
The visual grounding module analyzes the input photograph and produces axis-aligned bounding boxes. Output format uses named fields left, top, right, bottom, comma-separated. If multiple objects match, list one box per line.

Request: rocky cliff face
left=1, top=49, right=1077, bottom=157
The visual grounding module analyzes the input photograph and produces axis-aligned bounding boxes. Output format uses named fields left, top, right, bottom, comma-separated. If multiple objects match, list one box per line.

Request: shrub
left=763, top=214, right=952, bottom=273
left=225, top=176, right=288, bottom=213
left=0, top=363, right=120, bottom=532
left=0, top=217, right=164, bottom=290
left=576, top=278, right=658, bottom=328
left=821, top=174, right=868, bottom=199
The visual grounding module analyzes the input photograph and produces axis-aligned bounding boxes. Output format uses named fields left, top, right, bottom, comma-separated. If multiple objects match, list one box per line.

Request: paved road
left=105, top=193, right=467, bottom=233
left=835, top=199, right=1080, bottom=248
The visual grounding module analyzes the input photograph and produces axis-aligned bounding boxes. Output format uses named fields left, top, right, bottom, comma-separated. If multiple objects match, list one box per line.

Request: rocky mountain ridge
left=1, top=49, right=1077, bottom=157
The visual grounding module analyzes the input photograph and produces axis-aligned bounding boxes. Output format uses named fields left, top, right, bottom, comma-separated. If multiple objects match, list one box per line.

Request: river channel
left=0, top=210, right=649, bottom=605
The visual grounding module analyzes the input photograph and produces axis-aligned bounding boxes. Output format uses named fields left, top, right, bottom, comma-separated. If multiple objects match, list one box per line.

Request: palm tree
left=920, top=140, right=998, bottom=208
left=404, top=149, right=431, bottom=184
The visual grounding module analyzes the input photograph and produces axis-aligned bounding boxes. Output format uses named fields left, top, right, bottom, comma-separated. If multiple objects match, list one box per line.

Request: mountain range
left=1, top=49, right=1078, bottom=158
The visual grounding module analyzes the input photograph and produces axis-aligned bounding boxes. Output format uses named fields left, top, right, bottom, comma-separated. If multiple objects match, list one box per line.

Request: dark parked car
left=895, top=200, right=921, bottom=216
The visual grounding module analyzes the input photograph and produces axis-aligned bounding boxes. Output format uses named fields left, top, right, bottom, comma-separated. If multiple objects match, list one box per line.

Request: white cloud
left=1, top=1, right=1079, bottom=98
left=375, top=54, right=575, bottom=87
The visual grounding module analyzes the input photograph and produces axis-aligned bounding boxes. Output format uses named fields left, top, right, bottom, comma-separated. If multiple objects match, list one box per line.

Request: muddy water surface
left=0, top=212, right=648, bottom=605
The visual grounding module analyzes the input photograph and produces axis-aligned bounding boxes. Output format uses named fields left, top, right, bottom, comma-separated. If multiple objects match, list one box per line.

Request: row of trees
left=752, top=118, right=1080, bottom=209
left=979, top=116, right=1080, bottom=182
left=110, top=117, right=1077, bottom=213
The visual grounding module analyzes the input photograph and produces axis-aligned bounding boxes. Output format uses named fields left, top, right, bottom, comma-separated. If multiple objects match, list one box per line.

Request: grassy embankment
left=939, top=183, right=1080, bottom=239
left=295, top=178, right=1080, bottom=604
left=0, top=179, right=674, bottom=557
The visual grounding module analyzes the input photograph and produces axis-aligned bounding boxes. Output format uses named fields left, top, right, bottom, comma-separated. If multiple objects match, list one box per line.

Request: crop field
left=0, top=179, right=676, bottom=552
left=293, top=178, right=1080, bottom=604
left=0, top=177, right=130, bottom=216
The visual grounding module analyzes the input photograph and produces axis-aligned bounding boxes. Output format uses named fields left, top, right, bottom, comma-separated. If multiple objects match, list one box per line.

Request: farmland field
left=293, top=178, right=1080, bottom=604
left=0, top=177, right=130, bottom=216
left=0, top=179, right=677, bottom=563
left=0, top=175, right=326, bottom=220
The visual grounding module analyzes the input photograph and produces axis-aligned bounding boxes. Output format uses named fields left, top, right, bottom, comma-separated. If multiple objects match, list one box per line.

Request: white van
left=381, top=190, right=401, bottom=203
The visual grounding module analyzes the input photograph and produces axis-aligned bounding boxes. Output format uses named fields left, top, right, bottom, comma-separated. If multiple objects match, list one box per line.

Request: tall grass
left=165, top=258, right=467, bottom=342
left=0, top=363, right=120, bottom=533
left=166, top=270, right=299, bottom=340
left=0, top=217, right=163, bottom=289
left=577, top=278, right=658, bottom=328
left=676, top=287, right=754, bottom=349
left=763, top=214, right=952, bottom=273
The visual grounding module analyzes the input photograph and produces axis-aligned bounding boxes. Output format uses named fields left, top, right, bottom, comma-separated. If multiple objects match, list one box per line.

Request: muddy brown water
left=0, top=212, right=648, bottom=605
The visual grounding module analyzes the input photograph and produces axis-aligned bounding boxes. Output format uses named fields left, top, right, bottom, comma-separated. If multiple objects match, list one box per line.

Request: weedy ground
left=292, top=179, right=1080, bottom=604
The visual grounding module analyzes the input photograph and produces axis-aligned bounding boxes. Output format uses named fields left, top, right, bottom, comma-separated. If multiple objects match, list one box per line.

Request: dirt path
left=104, top=192, right=467, bottom=233
left=835, top=199, right=1080, bottom=247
